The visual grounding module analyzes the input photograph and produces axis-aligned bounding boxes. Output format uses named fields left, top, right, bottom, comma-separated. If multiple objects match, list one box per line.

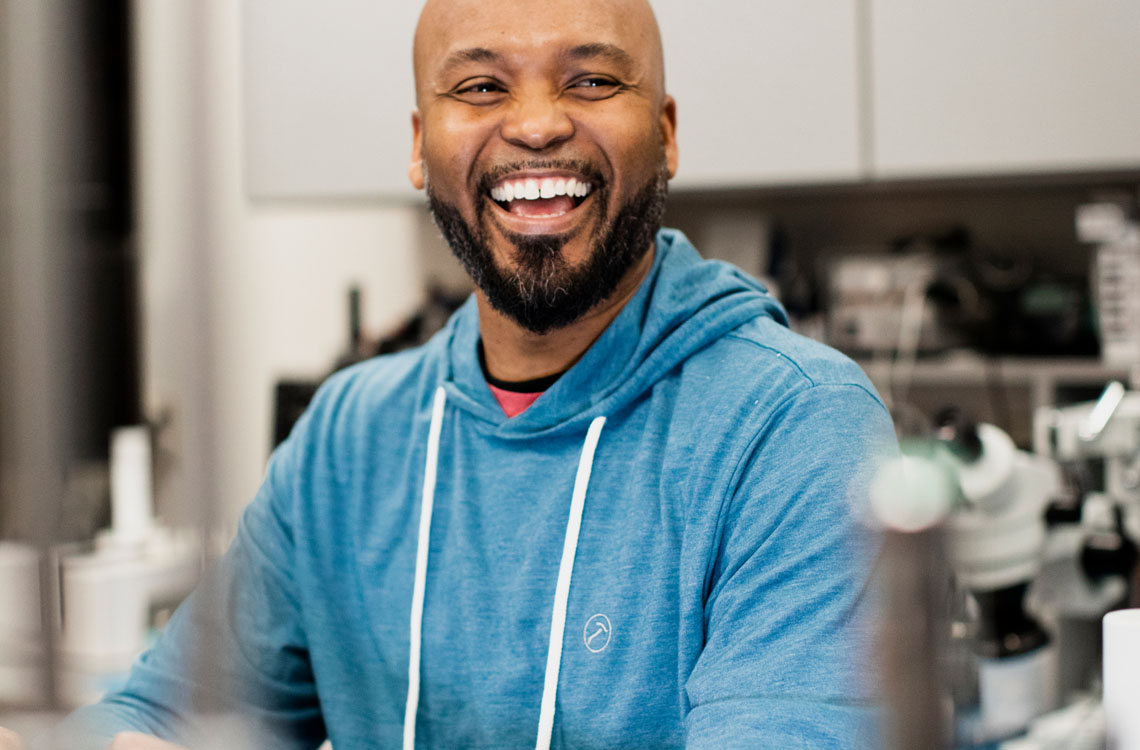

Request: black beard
left=428, top=161, right=668, bottom=335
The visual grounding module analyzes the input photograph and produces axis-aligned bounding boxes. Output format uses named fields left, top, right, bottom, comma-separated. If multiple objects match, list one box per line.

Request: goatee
left=428, top=160, right=669, bottom=335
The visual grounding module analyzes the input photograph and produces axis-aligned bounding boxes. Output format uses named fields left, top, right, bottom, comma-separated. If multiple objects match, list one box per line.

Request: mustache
left=475, top=159, right=606, bottom=196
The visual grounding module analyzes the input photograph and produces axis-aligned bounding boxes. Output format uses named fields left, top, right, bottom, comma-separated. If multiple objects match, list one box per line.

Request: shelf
left=855, top=353, right=1130, bottom=446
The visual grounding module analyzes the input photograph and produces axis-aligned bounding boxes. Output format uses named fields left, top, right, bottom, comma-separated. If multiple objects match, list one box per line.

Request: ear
left=659, top=95, right=678, bottom=179
left=409, top=109, right=425, bottom=190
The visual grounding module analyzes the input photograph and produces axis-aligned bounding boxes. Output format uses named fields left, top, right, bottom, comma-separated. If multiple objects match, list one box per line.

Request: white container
left=0, top=541, right=45, bottom=706
left=0, top=542, right=40, bottom=637
left=59, top=551, right=149, bottom=661
left=1104, top=608, right=1140, bottom=750
left=978, top=646, right=1057, bottom=741
left=109, top=425, right=154, bottom=544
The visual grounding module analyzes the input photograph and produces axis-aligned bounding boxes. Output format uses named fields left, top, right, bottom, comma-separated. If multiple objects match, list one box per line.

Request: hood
left=441, top=228, right=788, bottom=436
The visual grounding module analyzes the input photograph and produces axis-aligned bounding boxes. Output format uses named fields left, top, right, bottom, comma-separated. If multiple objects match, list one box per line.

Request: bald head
left=412, top=0, right=667, bottom=109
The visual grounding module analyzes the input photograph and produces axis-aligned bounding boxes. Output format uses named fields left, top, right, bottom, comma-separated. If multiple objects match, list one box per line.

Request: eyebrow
left=438, top=43, right=637, bottom=79
left=562, top=43, right=636, bottom=72
left=439, top=47, right=500, bottom=77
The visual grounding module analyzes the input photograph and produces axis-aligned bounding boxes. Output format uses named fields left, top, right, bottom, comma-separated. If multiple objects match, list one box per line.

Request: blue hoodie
left=51, top=229, right=895, bottom=749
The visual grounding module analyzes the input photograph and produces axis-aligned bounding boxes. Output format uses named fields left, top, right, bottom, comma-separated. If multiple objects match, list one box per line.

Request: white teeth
left=490, top=177, right=593, bottom=203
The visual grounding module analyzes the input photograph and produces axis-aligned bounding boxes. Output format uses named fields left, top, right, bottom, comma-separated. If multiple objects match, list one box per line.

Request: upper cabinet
left=240, top=1, right=1140, bottom=199
left=241, top=0, right=865, bottom=199
left=654, top=0, right=863, bottom=188
left=869, top=0, right=1140, bottom=178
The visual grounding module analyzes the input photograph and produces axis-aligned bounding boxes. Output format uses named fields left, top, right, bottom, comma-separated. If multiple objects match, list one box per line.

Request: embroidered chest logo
left=583, top=613, right=612, bottom=653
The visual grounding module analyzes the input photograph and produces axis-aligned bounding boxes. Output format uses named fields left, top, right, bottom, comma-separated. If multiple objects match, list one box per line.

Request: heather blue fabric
left=46, top=229, right=895, bottom=749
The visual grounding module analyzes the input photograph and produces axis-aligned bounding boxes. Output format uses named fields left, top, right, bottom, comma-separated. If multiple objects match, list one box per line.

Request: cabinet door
left=653, top=0, right=863, bottom=188
left=870, top=0, right=1140, bottom=178
left=242, top=0, right=422, bottom=199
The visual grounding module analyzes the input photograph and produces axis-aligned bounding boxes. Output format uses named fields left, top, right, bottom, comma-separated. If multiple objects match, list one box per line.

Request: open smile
left=484, top=171, right=598, bottom=234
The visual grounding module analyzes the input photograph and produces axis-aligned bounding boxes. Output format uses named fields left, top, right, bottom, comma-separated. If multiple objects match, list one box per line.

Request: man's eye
left=452, top=80, right=506, bottom=100
left=568, top=77, right=621, bottom=99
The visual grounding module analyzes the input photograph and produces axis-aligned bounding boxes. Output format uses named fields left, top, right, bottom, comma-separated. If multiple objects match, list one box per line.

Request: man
left=17, top=0, right=895, bottom=747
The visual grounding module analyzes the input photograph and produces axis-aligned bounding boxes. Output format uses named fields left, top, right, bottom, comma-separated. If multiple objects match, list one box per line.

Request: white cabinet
left=241, top=0, right=864, bottom=198
left=654, top=0, right=863, bottom=188
left=240, top=1, right=1140, bottom=198
left=869, top=0, right=1140, bottom=178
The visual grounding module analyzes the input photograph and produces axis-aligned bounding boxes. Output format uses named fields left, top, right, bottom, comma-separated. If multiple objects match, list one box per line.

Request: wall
left=133, top=0, right=431, bottom=524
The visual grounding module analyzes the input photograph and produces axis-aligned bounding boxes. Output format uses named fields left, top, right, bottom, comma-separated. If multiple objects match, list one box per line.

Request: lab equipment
left=1033, top=383, right=1140, bottom=712
left=942, top=414, right=1061, bottom=744
left=1036, top=382, right=1140, bottom=517
left=871, top=412, right=1064, bottom=746
left=1081, top=202, right=1140, bottom=373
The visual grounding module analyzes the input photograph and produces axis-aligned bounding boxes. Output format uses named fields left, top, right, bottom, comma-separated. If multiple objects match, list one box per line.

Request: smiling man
left=28, top=1, right=895, bottom=748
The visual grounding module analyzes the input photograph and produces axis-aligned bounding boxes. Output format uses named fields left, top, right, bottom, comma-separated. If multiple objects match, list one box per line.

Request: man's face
left=410, top=0, right=678, bottom=334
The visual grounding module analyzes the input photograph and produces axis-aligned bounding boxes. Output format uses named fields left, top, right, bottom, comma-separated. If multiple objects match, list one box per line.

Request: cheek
left=421, top=115, right=490, bottom=194
left=586, top=109, right=664, bottom=166
left=585, top=120, right=665, bottom=198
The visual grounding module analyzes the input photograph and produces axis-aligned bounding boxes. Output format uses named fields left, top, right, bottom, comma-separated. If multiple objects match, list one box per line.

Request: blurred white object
left=56, top=528, right=200, bottom=706
left=977, top=648, right=1059, bottom=741
left=110, top=426, right=154, bottom=545
left=950, top=425, right=1059, bottom=592
left=958, top=424, right=1019, bottom=512
left=999, top=695, right=1104, bottom=750
left=1036, top=387, right=1140, bottom=506
left=869, top=454, right=957, bottom=532
left=1076, top=202, right=1130, bottom=245
left=0, top=542, right=45, bottom=706
left=0, top=543, right=39, bottom=638
left=1104, top=609, right=1140, bottom=750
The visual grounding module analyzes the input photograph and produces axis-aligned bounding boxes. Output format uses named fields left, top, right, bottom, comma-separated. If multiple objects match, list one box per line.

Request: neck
left=478, top=248, right=654, bottom=383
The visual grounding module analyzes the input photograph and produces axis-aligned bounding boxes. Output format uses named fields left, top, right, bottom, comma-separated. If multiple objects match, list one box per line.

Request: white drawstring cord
left=535, top=416, right=607, bottom=750
left=404, top=386, right=448, bottom=750
left=401, top=391, right=605, bottom=750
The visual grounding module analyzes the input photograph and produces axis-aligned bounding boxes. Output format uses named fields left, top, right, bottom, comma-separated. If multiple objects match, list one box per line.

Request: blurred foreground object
left=1103, top=609, right=1140, bottom=750
left=870, top=453, right=955, bottom=749
left=0, top=726, right=24, bottom=750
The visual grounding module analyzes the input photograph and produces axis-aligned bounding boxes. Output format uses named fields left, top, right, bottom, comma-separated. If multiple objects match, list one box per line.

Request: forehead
left=416, top=0, right=659, bottom=76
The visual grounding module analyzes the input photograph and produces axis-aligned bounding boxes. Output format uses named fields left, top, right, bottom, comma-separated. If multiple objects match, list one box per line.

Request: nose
left=499, top=91, right=574, bottom=151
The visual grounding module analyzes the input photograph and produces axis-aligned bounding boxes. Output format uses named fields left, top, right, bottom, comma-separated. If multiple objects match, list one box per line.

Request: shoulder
left=282, top=338, right=444, bottom=463
left=683, top=314, right=886, bottom=414
left=313, top=327, right=451, bottom=415
left=660, top=316, right=894, bottom=505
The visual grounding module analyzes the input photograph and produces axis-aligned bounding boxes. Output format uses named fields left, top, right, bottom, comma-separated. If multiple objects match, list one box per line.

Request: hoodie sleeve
left=684, top=383, right=894, bottom=750
left=38, top=416, right=327, bottom=750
